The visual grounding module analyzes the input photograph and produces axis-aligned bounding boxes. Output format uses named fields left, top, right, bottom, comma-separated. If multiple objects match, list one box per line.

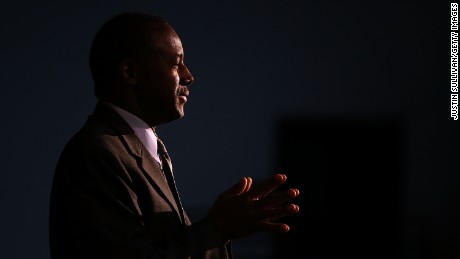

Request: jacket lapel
left=91, top=102, right=184, bottom=224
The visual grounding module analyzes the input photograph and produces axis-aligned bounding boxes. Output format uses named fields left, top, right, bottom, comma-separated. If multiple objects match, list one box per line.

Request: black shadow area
left=272, top=116, right=403, bottom=259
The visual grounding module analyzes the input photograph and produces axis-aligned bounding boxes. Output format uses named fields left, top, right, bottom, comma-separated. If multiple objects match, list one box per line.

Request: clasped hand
left=207, top=174, right=300, bottom=241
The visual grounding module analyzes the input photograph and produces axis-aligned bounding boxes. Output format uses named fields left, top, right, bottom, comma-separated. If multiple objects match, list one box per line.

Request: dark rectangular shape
left=272, top=116, right=403, bottom=259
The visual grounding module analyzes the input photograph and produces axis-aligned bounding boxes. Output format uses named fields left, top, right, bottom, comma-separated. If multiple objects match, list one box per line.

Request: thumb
left=223, top=177, right=249, bottom=196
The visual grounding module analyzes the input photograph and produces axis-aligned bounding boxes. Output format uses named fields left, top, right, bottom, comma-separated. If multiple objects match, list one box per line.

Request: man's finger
left=247, top=174, right=286, bottom=200
left=258, top=204, right=300, bottom=221
left=243, top=177, right=252, bottom=193
left=258, top=221, right=291, bottom=233
left=224, top=177, right=248, bottom=196
left=255, top=189, right=300, bottom=209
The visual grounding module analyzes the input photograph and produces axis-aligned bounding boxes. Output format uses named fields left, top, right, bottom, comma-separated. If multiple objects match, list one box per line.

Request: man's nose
left=180, top=65, right=194, bottom=86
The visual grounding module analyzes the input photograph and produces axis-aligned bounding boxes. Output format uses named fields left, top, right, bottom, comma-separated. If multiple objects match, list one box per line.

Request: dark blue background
left=0, top=1, right=457, bottom=258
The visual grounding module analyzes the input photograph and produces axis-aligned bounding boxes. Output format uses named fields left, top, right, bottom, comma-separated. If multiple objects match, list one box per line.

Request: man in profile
left=49, top=12, right=299, bottom=259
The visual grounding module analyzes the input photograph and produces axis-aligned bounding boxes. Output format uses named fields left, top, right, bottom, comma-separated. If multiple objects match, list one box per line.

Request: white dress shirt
left=104, top=102, right=162, bottom=165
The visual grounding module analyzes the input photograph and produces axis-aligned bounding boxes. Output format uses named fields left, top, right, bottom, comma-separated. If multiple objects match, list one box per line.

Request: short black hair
left=89, top=12, right=168, bottom=100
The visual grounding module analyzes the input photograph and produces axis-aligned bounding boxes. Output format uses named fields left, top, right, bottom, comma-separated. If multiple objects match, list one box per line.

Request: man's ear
left=119, top=58, right=140, bottom=85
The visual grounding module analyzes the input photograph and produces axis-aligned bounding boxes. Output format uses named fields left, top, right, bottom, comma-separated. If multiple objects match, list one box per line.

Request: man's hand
left=206, top=174, right=300, bottom=241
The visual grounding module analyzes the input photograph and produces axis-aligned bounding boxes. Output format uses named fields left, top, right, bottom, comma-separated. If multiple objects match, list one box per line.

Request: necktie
left=156, top=136, right=186, bottom=225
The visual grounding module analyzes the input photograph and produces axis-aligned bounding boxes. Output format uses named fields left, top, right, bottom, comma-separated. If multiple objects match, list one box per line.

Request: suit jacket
left=49, top=102, right=231, bottom=259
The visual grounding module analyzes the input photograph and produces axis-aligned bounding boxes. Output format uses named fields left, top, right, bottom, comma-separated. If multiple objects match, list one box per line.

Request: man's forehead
left=148, top=26, right=183, bottom=52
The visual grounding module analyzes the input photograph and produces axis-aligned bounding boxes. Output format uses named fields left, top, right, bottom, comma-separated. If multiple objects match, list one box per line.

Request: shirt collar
left=103, top=102, right=161, bottom=164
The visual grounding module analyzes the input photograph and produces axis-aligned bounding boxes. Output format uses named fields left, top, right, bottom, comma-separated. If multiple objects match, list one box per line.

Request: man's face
left=134, top=25, right=194, bottom=126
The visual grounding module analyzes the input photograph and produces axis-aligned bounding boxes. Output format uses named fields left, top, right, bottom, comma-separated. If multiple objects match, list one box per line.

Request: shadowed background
left=0, top=1, right=457, bottom=258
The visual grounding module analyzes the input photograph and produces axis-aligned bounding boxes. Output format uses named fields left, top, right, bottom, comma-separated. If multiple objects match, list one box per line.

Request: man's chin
left=175, top=104, right=185, bottom=119
left=176, top=109, right=185, bottom=119
left=158, top=108, right=184, bottom=125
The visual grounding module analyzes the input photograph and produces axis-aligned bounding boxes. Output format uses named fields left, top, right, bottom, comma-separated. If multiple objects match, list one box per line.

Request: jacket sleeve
left=49, top=141, right=228, bottom=259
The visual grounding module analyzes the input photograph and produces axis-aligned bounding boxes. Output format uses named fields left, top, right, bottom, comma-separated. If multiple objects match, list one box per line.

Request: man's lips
left=178, top=87, right=189, bottom=102
left=179, top=90, right=189, bottom=97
